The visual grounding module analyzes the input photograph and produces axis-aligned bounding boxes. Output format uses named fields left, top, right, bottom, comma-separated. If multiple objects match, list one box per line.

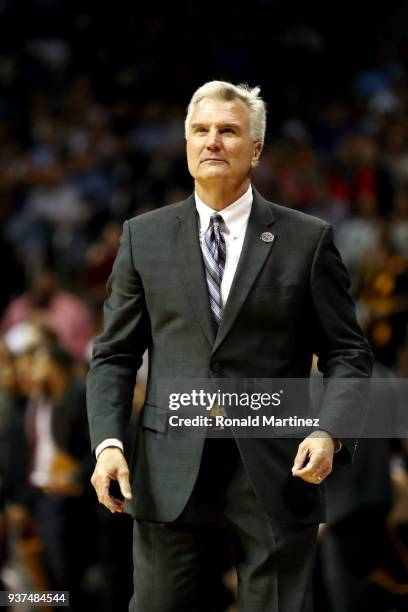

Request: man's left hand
left=291, top=431, right=335, bottom=484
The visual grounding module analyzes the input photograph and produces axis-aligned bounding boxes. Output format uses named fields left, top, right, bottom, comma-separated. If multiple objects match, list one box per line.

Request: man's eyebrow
left=190, top=122, right=241, bottom=130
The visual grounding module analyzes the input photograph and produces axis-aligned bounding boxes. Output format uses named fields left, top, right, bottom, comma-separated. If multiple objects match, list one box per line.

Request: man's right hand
left=91, top=447, right=132, bottom=513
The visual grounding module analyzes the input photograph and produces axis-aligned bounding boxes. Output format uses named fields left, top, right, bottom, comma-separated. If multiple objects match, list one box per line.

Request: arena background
left=1, top=1, right=408, bottom=611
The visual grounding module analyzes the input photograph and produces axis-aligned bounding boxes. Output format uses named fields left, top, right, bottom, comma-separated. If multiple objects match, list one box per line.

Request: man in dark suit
left=87, top=81, right=373, bottom=611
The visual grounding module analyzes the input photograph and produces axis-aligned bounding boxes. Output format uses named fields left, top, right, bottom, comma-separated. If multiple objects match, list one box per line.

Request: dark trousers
left=129, top=439, right=318, bottom=612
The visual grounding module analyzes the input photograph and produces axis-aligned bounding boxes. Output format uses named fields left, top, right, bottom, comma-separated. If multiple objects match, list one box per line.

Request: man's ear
left=251, top=141, right=263, bottom=167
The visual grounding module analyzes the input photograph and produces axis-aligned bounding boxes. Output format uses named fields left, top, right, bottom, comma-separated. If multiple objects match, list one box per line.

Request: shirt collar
left=195, top=184, right=253, bottom=238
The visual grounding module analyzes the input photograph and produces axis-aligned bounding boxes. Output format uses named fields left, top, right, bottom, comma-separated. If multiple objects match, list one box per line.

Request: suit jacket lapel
left=175, top=195, right=215, bottom=347
left=211, top=188, right=276, bottom=355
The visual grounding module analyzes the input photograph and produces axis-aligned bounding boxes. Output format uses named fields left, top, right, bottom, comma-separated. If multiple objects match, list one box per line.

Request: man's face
left=186, top=97, right=262, bottom=188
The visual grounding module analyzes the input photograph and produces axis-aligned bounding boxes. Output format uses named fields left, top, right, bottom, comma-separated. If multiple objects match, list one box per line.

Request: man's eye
left=196, top=127, right=207, bottom=133
left=221, top=128, right=235, bottom=134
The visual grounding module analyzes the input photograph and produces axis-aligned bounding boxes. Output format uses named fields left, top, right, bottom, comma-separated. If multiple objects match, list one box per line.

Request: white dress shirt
left=28, top=398, right=58, bottom=487
left=95, top=185, right=253, bottom=459
left=195, top=184, right=252, bottom=306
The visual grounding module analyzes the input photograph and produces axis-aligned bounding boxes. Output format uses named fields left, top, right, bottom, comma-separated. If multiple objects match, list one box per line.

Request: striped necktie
left=202, top=213, right=226, bottom=327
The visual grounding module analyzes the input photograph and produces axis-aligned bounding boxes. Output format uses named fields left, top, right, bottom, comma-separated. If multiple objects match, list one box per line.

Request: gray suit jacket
left=87, top=188, right=373, bottom=523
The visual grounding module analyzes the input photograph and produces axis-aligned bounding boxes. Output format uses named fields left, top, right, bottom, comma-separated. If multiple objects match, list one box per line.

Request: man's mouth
left=201, top=158, right=227, bottom=163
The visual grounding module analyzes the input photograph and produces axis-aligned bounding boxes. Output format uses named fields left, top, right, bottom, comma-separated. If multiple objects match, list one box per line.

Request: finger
left=92, top=473, right=113, bottom=506
left=294, top=458, right=327, bottom=479
left=101, top=493, right=125, bottom=513
left=291, top=445, right=309, bottom=473
left=293, top=471, right=322, bottom=484
left=292, top=449, right=320, bottom=476
left=108, top=499, right=125, bottom=513
left=100, top=476, right=127, bottom=512
left=293, top=454, right=319, bottom=474
left=294, top=461, right=330, bottom=483
left=312, top=470, right=331, bottom=484
left=315, top=466, right=332, bottom=482
left=111, top=497, right=125, bottom=512
left=92, top=472, right=109, bottom=497
left=117, top=469, right=132, bottom=500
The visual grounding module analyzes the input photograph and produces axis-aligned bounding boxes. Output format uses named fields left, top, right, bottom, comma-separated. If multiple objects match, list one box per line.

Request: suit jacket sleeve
left=310, top=224, right=373, bottom=460
left=86, top=220, right=151, bottom=454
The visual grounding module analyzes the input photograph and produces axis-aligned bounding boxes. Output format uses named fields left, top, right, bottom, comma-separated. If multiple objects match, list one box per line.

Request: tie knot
left=211, top=213, right=223, bottom=227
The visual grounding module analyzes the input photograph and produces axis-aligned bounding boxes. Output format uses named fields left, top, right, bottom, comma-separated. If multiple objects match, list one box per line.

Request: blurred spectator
left=0, top=341, right=32, bottom=509
left=0, top=340, right=49, bottom=594
left=0, top=334, right=133, bottom=609
left=23, top=343, right=96, bottom=609
left=1, top=268, right=93, bottom=361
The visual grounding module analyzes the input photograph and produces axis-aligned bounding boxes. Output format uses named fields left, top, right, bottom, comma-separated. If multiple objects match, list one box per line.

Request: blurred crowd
left=1, top=3, right=408, bottom=611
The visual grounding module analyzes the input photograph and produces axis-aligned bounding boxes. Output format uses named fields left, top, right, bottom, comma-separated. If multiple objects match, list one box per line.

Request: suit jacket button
left=211, top=363, right=221, bottom=373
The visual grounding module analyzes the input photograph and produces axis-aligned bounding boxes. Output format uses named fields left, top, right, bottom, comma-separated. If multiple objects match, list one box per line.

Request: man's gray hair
left=185, top=80, right=267, bottom=144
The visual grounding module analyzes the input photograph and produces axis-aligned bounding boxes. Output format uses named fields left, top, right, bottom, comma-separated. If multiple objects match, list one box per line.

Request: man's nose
left=205, top=128, right=222, bottom=149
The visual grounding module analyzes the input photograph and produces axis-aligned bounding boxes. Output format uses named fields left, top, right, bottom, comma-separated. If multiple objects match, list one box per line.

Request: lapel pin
left=260, top=232, right=275, bottom=243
